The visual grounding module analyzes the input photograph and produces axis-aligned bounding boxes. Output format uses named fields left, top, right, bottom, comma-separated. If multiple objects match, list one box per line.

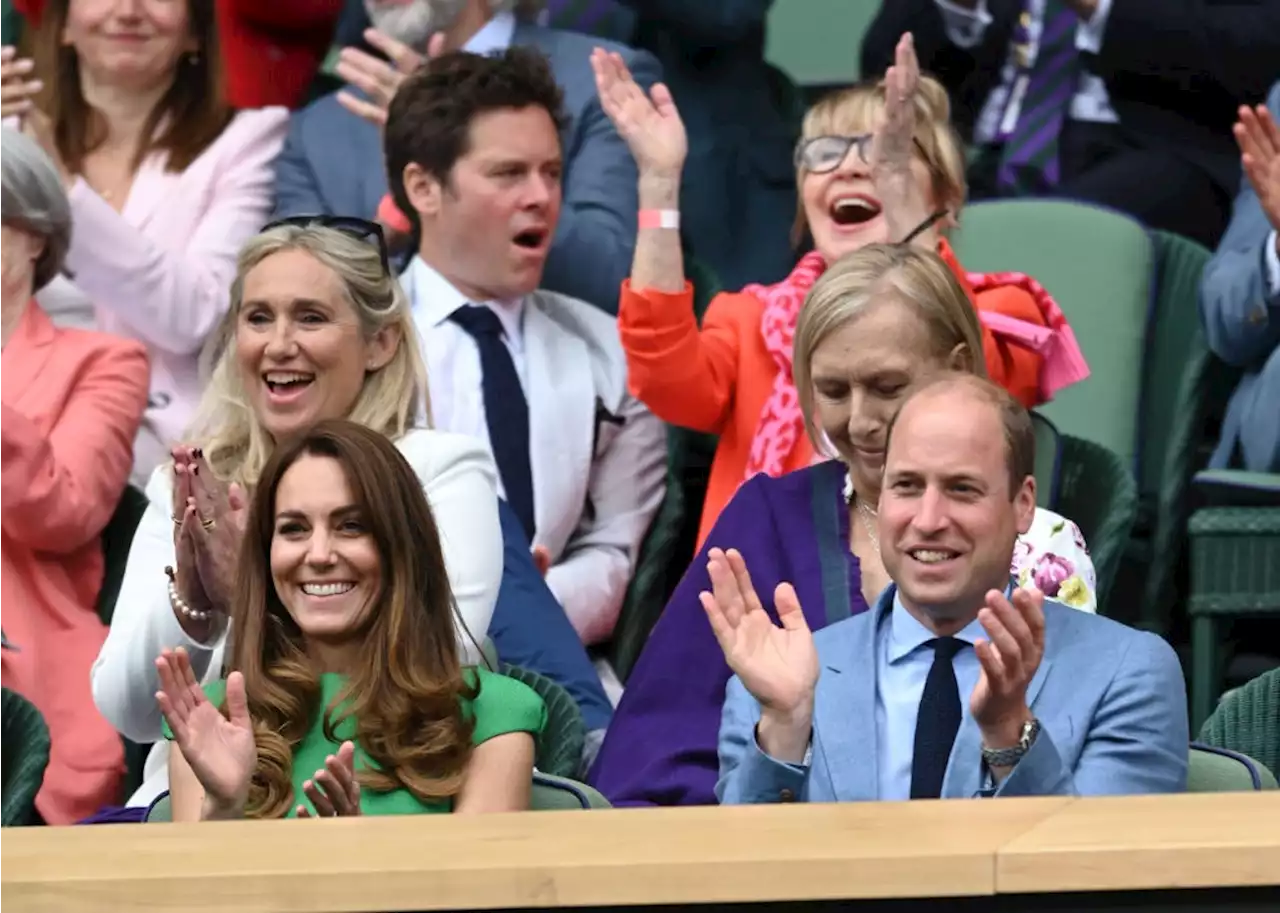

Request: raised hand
left=969, top=587, right=1045, bottom=738
left=335, top=29, right=444, bottom=127
left=700, top=549, right=819, bottom=718
left=156, top=649, right=256, bottom=817
left=590, top=48, right=686, bottom=178
left=870, top=32, right=920, bottom=176
left=1234, top=103, right=1280, bottom=234
left=296, top=741, right=362, bottom=818
left=1, top=46, right=40, bottom=121
left=186, top=450, right=248, bottom=612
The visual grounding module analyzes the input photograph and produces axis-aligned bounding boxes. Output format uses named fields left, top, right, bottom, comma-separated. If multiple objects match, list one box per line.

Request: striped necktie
left=543, top=0, right=633, bottom=40
left=996, top=0, right=1081, bottom=195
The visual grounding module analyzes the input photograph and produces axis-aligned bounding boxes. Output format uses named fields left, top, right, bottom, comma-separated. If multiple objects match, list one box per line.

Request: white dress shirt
left=1267, top=231, right=1280, bottom=295
left=406, top=256, right=528, bottom=502
left=935, top=0, right=1119, bottom=145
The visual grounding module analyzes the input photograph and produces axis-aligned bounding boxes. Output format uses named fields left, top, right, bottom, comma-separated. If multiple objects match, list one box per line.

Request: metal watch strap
left=981, top=718, right=1041, bottom=768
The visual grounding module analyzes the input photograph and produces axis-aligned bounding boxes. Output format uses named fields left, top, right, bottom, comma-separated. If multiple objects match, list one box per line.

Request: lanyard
left=998, top=3, right=1046, bottom=140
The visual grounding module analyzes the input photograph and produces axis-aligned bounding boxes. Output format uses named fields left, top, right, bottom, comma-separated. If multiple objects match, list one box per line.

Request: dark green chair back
left=1031, top=412, right=1063, bottom=510
left=2, top=688, right=50, bottom=826
left=96, top=485, right=150, bottom=626
left=609, top=252, right=723, bottom=683
left=1131, top=232, right=1238, bottom=634
left=1187, top=744, right=1278, bottom=791
left=1199, top=668, right=1280, bottom=783
left=499, top=664, right=584, bottom=779
left=1056, top=434, right=1138, bottom=613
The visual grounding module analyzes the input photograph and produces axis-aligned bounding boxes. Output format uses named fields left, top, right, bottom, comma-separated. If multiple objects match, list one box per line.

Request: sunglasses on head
left=261, top=215, right=392, bottom=275
left=795, top=134, right=930, bottom=174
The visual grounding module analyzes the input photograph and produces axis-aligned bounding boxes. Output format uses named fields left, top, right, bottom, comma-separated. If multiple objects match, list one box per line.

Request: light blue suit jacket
left=1199, top=81, right=1280, bottom=473
left=717, top=585, right=1188, bottom=804
left=272, top=21, right=660, bottom=316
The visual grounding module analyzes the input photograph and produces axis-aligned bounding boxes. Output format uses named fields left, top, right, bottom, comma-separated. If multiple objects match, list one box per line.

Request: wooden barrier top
left=2, top=793, right=1277, bottom=913
left=997, top=792, right=1280, bottom=894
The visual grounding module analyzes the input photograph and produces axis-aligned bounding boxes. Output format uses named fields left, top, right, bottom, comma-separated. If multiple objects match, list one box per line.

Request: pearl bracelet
left=165, top=568, right=211, bottom=622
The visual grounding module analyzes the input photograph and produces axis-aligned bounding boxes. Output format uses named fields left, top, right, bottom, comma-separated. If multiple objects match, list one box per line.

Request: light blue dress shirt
left=873, top=592, right=987, bottom=801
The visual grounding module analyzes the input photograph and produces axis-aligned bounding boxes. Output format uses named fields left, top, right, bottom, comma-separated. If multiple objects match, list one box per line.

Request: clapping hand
left=871, top=33, right=942, bottom=245
left=169, top=447, right=246, bottom=629
left=700, top=549, right=819, bottom=718
left=156, top=648, right=256, bottom=818
left=296, top=741, right=363, bottom=818
left=336, top=29, right=445, bottom=127
left=590, top=48, right=686, bottom=179
left=1, top=46, right=40, bottom=121
left=969, top=587, right=1045, bottom=744
left=1234, top=103, right=1280, bottom=236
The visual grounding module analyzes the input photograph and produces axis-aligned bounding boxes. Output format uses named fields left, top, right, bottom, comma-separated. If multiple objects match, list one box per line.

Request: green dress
left=164, top=668, right=546, bottom=816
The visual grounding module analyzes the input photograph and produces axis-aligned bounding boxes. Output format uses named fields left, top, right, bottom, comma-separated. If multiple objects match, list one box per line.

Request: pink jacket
left=1, top=303, right=149, bottom=824
left=37, top=108, right=287, bottom=477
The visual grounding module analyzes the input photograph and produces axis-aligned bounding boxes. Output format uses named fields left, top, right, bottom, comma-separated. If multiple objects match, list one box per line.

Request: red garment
left=14, top=0, right=342, bottom=109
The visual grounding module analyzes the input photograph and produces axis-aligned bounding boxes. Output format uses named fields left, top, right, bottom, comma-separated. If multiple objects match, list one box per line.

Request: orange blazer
left=1, top=303, right=148, bottom=824
left=618, top=240, right=1046, bottom=549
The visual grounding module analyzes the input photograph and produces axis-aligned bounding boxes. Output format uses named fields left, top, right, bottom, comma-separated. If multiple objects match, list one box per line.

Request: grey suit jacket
left=1199, top=81, right=1280, bottom=473
left=717, top=585, right=1189, bottom=804
left=272, top=21, right=660, bottom=316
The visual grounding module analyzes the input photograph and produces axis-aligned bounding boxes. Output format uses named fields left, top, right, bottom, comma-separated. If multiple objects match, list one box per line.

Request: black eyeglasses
left=795, top=134, right=930, bottom=174
left=261, top=215, right=391, bottom=275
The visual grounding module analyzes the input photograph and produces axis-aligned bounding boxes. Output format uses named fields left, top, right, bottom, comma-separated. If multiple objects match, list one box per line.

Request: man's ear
left=1013, top=474, right=1036, bottom=535
left=401, top=162, right=442, bottom=221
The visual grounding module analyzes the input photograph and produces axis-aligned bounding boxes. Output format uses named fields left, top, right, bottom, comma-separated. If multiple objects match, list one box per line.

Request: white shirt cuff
left=1075, top=0, right=1113, bottom=53
left=935, top=0, right=992, bottom=49
left=1265, top=230, right=1280, bottom=299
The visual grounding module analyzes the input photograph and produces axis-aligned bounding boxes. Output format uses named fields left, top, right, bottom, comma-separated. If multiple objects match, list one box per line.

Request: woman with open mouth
left=590, top=32, right=1088, bottom=552
left=92, top=217, right=505, bottom=812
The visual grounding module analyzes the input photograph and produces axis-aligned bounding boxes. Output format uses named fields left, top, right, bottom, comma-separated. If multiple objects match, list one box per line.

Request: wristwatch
left=981, top=718, right=1041, bottom=768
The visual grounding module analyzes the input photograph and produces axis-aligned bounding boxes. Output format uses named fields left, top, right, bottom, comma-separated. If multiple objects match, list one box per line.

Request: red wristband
left=638, top=209, right=680, bottom=230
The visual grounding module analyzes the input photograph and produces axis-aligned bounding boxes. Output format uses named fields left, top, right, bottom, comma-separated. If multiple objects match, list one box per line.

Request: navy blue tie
left=448, top=305, right=536, bottom=541
left=910, top=636, right=966, bottom=800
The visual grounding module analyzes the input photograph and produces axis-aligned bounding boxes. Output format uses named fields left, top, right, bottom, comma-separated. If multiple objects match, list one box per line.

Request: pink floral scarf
left=742, top=250, right=827, bottom=480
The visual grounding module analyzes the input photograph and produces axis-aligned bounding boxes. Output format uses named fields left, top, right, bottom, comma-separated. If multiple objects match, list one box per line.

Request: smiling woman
left=158, top=421, right=543, bottom=821
left=92, top=221, right=506, bottom=810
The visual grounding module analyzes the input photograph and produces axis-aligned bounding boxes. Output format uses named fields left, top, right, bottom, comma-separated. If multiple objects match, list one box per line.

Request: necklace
left=844, top=473, right=881, bottom=554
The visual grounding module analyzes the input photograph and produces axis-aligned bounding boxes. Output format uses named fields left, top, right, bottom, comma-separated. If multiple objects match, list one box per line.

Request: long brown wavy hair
left=229, top=420, right=478, bottom=818
left=32, top=0, right=233, bottom=175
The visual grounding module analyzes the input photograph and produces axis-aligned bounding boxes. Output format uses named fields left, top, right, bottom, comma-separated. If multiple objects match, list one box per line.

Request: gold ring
left=200, top=517, right=216, bottom=532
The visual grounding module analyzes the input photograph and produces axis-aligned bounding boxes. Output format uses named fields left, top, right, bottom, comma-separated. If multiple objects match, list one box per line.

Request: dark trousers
left=969, top=121, right=1232, bottom=249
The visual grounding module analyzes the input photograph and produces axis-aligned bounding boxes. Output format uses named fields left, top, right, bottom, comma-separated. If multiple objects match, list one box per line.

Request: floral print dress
left=1012, top=508, right=1097, bottom=613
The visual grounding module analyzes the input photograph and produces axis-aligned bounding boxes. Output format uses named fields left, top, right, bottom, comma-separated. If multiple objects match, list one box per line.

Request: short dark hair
left=885, top=373, right=1035, bottom=498
left=384, top=47, right=567, bottom=225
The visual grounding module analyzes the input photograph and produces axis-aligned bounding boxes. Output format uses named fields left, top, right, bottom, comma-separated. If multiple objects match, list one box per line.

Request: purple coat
left=588, top=460, right=870, bottom=806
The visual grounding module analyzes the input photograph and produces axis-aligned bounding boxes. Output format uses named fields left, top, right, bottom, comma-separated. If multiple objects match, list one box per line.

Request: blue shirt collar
left=464, top=10, right=516, bottom=54
left=885, top=588, right=997, bottom=665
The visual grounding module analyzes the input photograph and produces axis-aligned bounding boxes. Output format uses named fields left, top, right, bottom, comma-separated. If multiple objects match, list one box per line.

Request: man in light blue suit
left=707, top=375, right=1188, bottom=804
left=274, top=0, right=660, bottom=315
left=1199, top=81, right=1280, bottom=474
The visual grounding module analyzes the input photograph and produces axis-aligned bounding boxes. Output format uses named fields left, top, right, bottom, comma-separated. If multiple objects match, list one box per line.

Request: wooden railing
left=3, top=793, right=1277, bottom=911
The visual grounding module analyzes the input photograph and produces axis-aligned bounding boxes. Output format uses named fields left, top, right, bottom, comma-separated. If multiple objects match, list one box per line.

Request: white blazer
left=90, top=429, right=502, bottom=806
left=37, top=108, right=288, bottom=481
left=514, top=290, right=667, bottom=645
left=401, top=265, right=668, bottom=646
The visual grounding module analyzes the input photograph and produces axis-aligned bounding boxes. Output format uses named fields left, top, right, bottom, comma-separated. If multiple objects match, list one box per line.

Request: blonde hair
left=187, top=225, right=428, bottom=489
left=792, top=74, right=968, bottom=246
left=793, top=244, right=988, bottom=448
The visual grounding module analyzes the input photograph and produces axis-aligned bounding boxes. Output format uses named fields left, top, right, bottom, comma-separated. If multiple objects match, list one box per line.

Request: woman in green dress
left=156, top=419, right=546, bottom=821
